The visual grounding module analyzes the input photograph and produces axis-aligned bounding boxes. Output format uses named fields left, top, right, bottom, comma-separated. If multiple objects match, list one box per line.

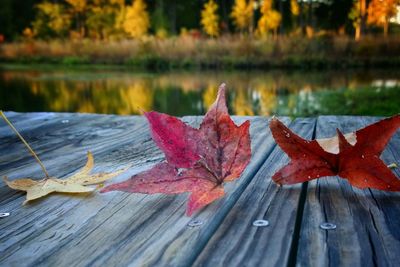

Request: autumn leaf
left=270, top=115, right=400, bottom=190
left=0, top=111, right=128, bottom=204
left=102, top=83, right=251, bottom=216
left=4, top=152, right=128, bottom=204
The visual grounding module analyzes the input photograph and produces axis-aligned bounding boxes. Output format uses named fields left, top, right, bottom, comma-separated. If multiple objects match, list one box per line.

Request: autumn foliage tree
left=32, top=2, right=71, bottom=38
left=367, top=0, right=398, bottom=37
left=291, top=0, right=300, bottom=17
left=86, top=1, right=119, bottom=39
left=201, top=0, right=219, bottom=37
left=349, top=0, right=362, bottom=40
left=231, top=0, right=254, bottom=33
left=257, top=0, right=282, bottom=37
left=66, top=0, right=88, bottom=37
left=123, top=0, right=150, bottom=38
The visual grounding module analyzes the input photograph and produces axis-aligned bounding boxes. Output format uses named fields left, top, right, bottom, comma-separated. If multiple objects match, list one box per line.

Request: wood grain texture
left=193, top=118, right=316, bottom=267
left=0, top=112, right=289, bottom=267
left=296, top=116, right=400, bottom=267
left=0, top=112, right=161, bottom=266
left=3, top=113, right=399, bottom=267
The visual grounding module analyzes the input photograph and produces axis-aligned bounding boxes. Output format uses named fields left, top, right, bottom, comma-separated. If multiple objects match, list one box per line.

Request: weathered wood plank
left=26, top=116, right=286, bottom=267
left=0, top=113, right=289, bottom=267
left=296, top=116, right=400, bottom=267
left=0, top=112, right=162, bottom=263
left=0, top=113, right=155, bottom=204
left=192, top=118, right=316, bottom=267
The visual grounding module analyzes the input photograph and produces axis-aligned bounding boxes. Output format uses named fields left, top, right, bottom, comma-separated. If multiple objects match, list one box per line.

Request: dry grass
left=1, top=35, right=400, bottom=69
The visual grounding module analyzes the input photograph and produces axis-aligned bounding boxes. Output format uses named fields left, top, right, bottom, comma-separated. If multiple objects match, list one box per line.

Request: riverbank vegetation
left=2, top=36, right=400, bottom=70
left=1, top=0, right=399, bottom=70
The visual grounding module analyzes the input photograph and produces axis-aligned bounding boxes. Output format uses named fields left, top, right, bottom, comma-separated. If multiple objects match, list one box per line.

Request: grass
left=1, top=35, right=400, bottom=70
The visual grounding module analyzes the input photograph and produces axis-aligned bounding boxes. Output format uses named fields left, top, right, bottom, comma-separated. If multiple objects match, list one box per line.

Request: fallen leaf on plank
left=102, top=83, right=252, bottom=216
left=270, top=115, right=400, bottom=190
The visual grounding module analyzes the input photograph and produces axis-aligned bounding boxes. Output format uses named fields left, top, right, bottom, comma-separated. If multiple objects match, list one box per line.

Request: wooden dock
left=1, top=112, right=399, bottom=267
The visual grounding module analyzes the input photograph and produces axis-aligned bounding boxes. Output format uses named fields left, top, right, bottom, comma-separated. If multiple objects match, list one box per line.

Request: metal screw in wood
left=253, top=219, right=269, bottom=227
left=187, top=219, right=203, bottom=228
left=320, top=222, right=336, bottom=230
left=0, top=212, right=10, bottom=218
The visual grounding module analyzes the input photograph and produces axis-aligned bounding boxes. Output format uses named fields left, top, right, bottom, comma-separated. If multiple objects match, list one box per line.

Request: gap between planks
left=178, top=119, right=290, bottom=267
left=0, top=113, right=289, bottom=267
left=190, top=118, right=317, bottom=267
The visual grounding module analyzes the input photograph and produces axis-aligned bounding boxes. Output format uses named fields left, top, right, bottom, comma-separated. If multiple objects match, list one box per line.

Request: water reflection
left=0, top=68, right=399, bottom=116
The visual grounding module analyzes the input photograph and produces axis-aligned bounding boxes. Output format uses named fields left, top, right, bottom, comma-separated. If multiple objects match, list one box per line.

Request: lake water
left=1, top=67, right=399, bottom=117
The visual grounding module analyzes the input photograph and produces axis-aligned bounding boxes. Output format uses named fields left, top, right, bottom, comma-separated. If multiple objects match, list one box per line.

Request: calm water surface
left=1, top=67, right=399, bottom=117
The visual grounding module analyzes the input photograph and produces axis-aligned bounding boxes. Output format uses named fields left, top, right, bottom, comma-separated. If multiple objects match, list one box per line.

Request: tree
left=257, top=0, right=282, bottom=37
left=349, top=0, right=362, bottom=40
left=289, top=0, right=300, bottom=33
left=123, top=0, right=150, bottom=38
left=367, top=0, right=398, bottom=37
left=231, top=0, right=254, bottom=33
left=32, top=2, right=71, bottom=38
left=66, top=0, right=88, bottom=37
left=201, top=0, right=219, bottom=37
left=314, top=0, right=353, bottom=34
left=86, top=0, right=124, bottom=39
left=152, top=0, right=169, bottom=36
left=291, top=0, right=300, bottom=17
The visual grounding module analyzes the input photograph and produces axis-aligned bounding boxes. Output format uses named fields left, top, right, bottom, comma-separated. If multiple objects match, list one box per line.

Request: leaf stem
left=0, top=111, right=50, bottom=179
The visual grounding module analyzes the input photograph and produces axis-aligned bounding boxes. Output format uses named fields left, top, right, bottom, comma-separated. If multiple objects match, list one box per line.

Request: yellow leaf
left=3, top=151, right=129, bottom=205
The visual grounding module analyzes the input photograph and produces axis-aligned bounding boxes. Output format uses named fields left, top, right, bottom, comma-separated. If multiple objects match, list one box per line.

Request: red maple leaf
left=101, top=84, right=251, bottom=215
left=270, top=115, right=400, bottom=190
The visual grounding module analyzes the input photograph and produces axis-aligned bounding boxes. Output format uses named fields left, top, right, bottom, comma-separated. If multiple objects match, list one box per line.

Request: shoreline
left=1, top=58, right=400, bottom=71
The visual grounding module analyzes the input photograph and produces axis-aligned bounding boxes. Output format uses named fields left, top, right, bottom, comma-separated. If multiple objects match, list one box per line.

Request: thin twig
left=0, top=111, right=50, bottom=179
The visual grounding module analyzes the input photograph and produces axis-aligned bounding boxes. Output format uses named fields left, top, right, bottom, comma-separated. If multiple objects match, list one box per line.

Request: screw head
left=320, top=222, right=336, bottom=230
left=0, top=212, right=10, bottom=218
left=253, top=219, right=269, bottom=227
left=187, top=219, right=203, bottom=228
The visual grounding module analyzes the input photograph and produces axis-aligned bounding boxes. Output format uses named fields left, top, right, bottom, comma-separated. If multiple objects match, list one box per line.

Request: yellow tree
left=66, top=0, right=88, bottom=37
left=201, top=0, right=219, bottom=37
left=231, top=0, right=254, bottom=33
left=33, top=2, right=71, bottom=38
left=257, top=0, right=282, bottom=37
left=123, top=0, right=150, bottom=38
left=349, top=1, right=362, bottom=40
left=367, top=0, right=398, bottom=37
left=291, top=0, right=300, bottom=17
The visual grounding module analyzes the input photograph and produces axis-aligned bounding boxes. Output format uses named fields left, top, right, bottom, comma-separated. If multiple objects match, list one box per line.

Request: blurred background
left=0, top=0, right=399, bottom=117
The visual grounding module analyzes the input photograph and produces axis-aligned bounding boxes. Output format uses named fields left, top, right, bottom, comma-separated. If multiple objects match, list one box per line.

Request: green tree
left=123, top=0, right=150, bottom=38
left=201, top=0, right=219, bottom=37
left=152, top=0, right=169, bottom=36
